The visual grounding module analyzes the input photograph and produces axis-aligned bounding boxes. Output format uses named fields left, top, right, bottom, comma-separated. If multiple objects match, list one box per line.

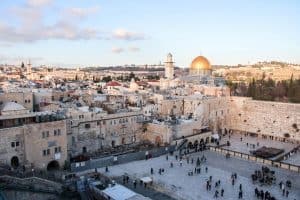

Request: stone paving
left=220, top=133, right=297, bottom=156
left=98, top=150, right=300, bottom=200
left=283, top=151, right=300, bottom=166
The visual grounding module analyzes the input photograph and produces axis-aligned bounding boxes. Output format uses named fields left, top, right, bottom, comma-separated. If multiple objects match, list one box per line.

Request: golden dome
left=190, top=56, right=211, bottom=71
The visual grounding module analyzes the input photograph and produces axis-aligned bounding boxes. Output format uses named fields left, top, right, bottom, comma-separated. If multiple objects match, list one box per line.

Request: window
left=46, top=131, right=49, bottom=137
left=25, top=100, right=27, bottom=103
left=11, top=142, right=15, bottom=148
left=54, top=130, right=57, bottom=136
left=42, top=132, right=45, bottom=138
left=16, top=141, right=20, bottom=147
left=85, top=124, right=91, bottom=129
left=43, top=149, right=50, bottom=156
left=55, top=146, right=62, bottom=153
left=57, top=129, right=61, bottom=135
left=103, top=120, right=106, bottom=125
left=97, top=121, right=100, bottom=126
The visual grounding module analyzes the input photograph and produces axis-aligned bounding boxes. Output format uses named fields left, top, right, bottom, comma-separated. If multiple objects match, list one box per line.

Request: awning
left=140, top=177, right=152, bottom=183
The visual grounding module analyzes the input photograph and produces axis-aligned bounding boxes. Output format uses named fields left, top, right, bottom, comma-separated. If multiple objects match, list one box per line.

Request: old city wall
left=144, top=123, right=171, bottom=144
left=227, top=97, right=300, bottom=141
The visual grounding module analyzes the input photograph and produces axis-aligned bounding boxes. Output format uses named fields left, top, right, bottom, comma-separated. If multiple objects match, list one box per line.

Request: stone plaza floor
left=98, top=150, right=300, bottom=200
left=219, top=133, right=298, bottom=157
left=283, top=151, right=300, bottom=166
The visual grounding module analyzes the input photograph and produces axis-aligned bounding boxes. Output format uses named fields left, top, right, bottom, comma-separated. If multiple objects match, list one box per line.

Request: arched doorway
left=47, top=160, right=60, bottom=171
left=194, top=140, right=199, bottom=149
left=11, top=156, right=19, bottom=169
left=155, top=136, right=162, bottom=146
left=111, top=140, right=115, bottom=147
left=82, top=146, right=87, bottom=153
left=200, top=138, right=204, bottom=144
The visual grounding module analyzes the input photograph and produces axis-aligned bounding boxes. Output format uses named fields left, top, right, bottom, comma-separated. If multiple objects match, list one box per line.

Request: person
left=105, top=166, right=108, bottom=172
left=133, top=180, right=137, bottom=188
left=238, top=190, right=243, bottom=199
left=214, top=190, right=219, bottom=198
left=170, top=162, right=173, bottom=168
left=286, top=190, right=289, bottom=197
left=126, top=176, right=129, bottom=183
left=175, top=155, right=178, bottom=160
left=239, top=184, right=242, bottom=191
left=180, top=160, right=183, bottom=166
left=221, top=188, right=224, bottom=197
left=232, top=178, right=235, bottom=186
left=151, top=168, right=154, bottom=174
left=206, top=167, right=208, bottom=173
left=166, top=155, right=168, bottom=160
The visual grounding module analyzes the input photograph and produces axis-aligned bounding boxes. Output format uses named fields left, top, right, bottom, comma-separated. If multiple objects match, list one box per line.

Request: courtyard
left=219, top=133, right=298, bottom=160
left=97, top=150, right=300, bottom=200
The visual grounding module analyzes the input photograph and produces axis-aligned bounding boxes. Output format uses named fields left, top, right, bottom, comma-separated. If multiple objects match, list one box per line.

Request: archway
left=47, top=160, right=60, bottom=171
left=200, top=138, right=204, bottom=144
left=187, top=142, right=193, bottom=149
left=155, top=136, right=162, bottom=146
left=205, top=137, right=210, bottom=144
left=194, top=140, right=199, bottom=149
left=111, top=140, right=115, bottom=147
left=121, top=138, right=125, bottom=145
left=82, top=146, right=87, bottom=153
left=11, top=156, right=19, bottom=169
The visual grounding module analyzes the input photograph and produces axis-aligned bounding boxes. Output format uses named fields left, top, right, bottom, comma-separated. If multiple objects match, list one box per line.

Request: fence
left=209, top=146, right=300, bottom=173
left=71, top=145, right=176, bottom=172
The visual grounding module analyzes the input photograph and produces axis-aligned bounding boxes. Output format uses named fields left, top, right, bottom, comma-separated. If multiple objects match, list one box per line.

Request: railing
left=209, top=146, right=300, bottom=173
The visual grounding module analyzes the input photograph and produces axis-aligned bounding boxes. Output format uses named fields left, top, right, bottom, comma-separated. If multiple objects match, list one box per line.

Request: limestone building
left=0, top=101, right=67, bottom=170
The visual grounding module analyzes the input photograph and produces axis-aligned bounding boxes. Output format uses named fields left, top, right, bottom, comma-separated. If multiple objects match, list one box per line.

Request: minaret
left=27, top=60, right=32, bottom=75
left=164, top=53, right=174, bottom=80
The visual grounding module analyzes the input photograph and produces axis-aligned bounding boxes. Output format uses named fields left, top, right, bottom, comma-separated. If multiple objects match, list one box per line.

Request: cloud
left=129, top=47, right=140, bottom=52
left=0, top=54, right=44, bottom=64
left=111, top=47, right=124, bottom=54
left=0, top=4, right=145, bottom=44
left=112, top=29, right=145, bottom=41
left=66, top=6, right=100, bottom=19
left=27, top=0, right=53, bottom=7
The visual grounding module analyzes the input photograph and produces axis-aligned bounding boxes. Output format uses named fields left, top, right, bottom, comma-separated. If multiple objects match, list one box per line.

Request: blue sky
left=0, top=0, right=299, bottom=67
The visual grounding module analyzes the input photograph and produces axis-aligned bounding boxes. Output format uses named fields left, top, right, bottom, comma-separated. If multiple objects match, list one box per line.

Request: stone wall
left=227, top=97, right=300, bottom=141
left=68, top=111, right=144, bottom=156
left=24, top=120, right=68, bottom=169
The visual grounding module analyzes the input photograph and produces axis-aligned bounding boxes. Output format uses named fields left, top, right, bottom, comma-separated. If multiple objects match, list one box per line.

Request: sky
left=0, top=0, right=299, bottom=67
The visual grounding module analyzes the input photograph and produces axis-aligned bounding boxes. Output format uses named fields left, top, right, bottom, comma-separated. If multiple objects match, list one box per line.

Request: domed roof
left=190, top=56, right=211, bottom=71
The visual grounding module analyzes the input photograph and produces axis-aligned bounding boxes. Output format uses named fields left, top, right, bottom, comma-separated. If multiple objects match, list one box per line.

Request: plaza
left=98, top=150, right=300, bottom=200
left=219, top=132, right=298, bottom=159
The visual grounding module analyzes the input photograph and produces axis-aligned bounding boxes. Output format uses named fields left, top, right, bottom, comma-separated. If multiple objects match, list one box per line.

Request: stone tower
left=27, top=60, right=32, bottom=75
left=164, top=53, right=174, bottom=80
